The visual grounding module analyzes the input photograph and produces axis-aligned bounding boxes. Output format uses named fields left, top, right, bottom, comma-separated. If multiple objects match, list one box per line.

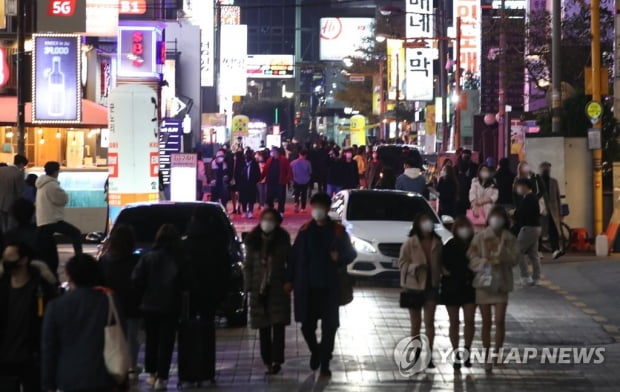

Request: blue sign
left=159, top=118, right=183, bottom=185
left=32, top=34, right=81, bottom=123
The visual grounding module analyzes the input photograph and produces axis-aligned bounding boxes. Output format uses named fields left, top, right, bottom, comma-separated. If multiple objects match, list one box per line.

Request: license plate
left=392, top=259, right=399, bottom=268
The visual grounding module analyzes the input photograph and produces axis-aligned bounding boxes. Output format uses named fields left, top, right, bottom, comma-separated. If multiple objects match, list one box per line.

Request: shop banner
left=170, top=153, right=198, bottom=202
left=405, top=0, right=434, bottom=102
left=220, top=24, right=247, bottom=96
left=37, top=0, right=87, bottom=33
left=454, top=0, right=481, bottom=75
left=387, top=39, right=405, bottom=101
left=0, top=1, right=5, bottom=29
left=32, top=34, right=81, bottom=123
left=85, top=0, right=119, bottom=36
left=319, top=17, right=373, bottom=61
left=184, top=0, right=215, bottom=87
left=159, top=118, right=183, bottom=186
left=117, top=25, right=163, bottom=78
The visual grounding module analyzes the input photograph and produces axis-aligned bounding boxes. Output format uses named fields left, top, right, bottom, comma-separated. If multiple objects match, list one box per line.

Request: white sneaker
left=520, top=277, right=533, bottom=286
left=154, top=379, right=168, bottom=391
left=526, top=277, right=534, bottom=285
left=533, top=279, right=542, bottom=286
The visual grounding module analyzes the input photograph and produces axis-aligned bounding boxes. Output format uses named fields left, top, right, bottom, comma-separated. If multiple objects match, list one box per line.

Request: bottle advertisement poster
left=32, top=34, right=81, bottom=123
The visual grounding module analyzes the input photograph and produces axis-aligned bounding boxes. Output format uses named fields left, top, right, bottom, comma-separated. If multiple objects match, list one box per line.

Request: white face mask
left=489, top=216, right=505, bottom=230
left=260, top=220, right=276, bottom=234
left=456, top=227, right=473, bottom=240
left=522, top=165, right=531, bottom=174
left=515, top=187, right=525, bottom=196
left=311, top=208, right=327, bottom=222
left=440, top=170, right=447, bottom=177
left=480, top=171, right=490, bottom=180
left=420, top=220, right=434, bottom=234
left=216, top=156, right=224, bottom=163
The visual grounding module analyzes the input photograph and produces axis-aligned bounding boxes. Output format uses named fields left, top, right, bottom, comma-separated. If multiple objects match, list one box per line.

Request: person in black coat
left=437, top=165, right=459, bottom=217
left=441, top=217, right=476, bottom=369
left=340, top=148, right=359, bottom=190
left=0, top=241, right=57, bottom=392
left=42, top=254, right=115, bottom=392
left=132, top=224, right=183, bottom=390
left=237, top=150, right=261, bottom=218
left=456, top=150, right=479, bottom=215
left=98, top=224, right=141, bottom=379
left=494, top=158, right=516, bottom=209
left=285, top=193, right=356, bottom=377
left=326, top=150, right=344, bottom=196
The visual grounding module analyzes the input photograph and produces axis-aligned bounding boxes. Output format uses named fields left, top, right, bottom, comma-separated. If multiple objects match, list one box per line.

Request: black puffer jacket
left=132, top=248, right=183, bottom=315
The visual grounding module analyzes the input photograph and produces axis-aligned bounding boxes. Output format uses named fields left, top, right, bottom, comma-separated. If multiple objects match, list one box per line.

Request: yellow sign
left=386, top=39, right=405, bottom=101
left=350, top=115, right=366, bottom=146
left=0, top=2, right=5, bottom=30
left=426, top=105, right=436, bottom=135
left=585, top=101, right=603, bottom=123
left=232, top=115, right=250, bottom=137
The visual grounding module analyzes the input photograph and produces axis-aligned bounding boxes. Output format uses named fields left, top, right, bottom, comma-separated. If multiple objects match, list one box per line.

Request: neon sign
left=0, top=48, right=9, bottom=87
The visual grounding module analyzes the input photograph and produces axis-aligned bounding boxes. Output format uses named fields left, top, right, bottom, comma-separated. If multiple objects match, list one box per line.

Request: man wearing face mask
left=365, top=150, right=383, bottom=189
left=537, top=162, right=564, bottom=259
left=0, top=241, right=57, bottom=392
left=286, top=193, right=356, bottom=377
left=513, top=179, right=542, bottom=286
left=208, top=150, right=231, bottom=209
left=263, top=147, right=292, bottom=215
left=340, top=148, right=359, bottom=191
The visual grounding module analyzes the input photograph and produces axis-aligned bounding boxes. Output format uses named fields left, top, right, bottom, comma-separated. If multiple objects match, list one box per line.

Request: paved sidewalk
left=130, top=277, right=619, bottom=391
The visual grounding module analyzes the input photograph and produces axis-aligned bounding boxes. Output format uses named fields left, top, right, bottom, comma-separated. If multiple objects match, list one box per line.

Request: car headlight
left=350, top=236, right=376, bottom=253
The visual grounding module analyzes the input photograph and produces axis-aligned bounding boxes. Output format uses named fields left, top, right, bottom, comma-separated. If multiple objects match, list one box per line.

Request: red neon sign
left=119, top=0, right=147, bottom=15
left=132, top=32, right=144, bottom=67
left=48, top=0, right=76, bottom=16
left=0, top=48, right=9, bottom=87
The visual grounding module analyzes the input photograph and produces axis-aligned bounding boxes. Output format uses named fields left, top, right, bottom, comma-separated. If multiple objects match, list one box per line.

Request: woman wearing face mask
left=440, top=217, right=475, bottom=370
left=467, top=206, right=519, bottom=371
left=437, top=165, right=459, bottom=218
left=468, top=165, right=498, bottom=229
left=399, top=213, right=442, bottom=368
left=513, top=161, right=540, bottom=204
left=243, top=209, right=291, bottom=375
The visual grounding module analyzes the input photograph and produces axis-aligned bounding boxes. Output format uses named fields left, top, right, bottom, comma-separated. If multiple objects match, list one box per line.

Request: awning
left=0, top=96, right=108, bottom=128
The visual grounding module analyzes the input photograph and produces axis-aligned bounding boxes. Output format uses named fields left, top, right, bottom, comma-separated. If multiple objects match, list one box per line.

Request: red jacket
left=262, top=156, right=292, bottom=186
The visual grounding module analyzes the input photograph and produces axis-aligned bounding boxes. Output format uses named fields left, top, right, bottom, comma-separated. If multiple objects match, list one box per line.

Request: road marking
left=572, top=301, right=587, bottom=307
left=582, top=308, right=597, bottom=315
left=603, top=325, right=619, bottom=333
left=565, top=295, right=577, bottom=301
left=592, top=316, right=608, bottom=323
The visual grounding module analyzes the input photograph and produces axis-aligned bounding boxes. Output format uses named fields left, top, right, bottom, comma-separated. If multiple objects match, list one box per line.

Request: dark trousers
left=144, top=312, right=177, bottom=380
left=266, top=184, right=286, bottom=213
left=39, top=220, right=83, bottom=255
left=0, top=362, right=40, bottom=392
left=301, top=288, right=338, bottom=369
left=259, top=324, right=286, bottom=366
left=293, top=183, right=309, bottom=209
left=548, top=215, right=561, bottom=251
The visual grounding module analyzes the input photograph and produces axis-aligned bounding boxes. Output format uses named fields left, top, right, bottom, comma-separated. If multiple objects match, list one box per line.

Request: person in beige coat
left=469, top=166, right=498, bottom=228
left=399, top=213, right=442, bottom=367
left=467, top=206, right=519, bottom=371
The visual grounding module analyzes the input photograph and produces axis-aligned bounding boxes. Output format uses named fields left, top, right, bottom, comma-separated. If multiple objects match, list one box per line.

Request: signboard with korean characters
left=170, top=153, right=198, bottom=202
left=247, top=55, right=295, bottom=78
left=107, top=84, right=159, bottom=223
left=37, top=0, right=87, bottom=33
left=387, top=39, right=406, bottom=101
left=159, top=118, right=183, bottom=185
left=454, top=0, right=481, bottom=75
left=117, top=24, right=164, bottom=78
left=319, top=17, right=373, bottom=61
left=232, top=115, right=250, bottom=138
left=405, top=0, right=434, bottom=101
left=220, top=24, right=247, bottom=96
left=32, top=34, right=81, bottom=123
left=184, top=0, right=215, bottom=87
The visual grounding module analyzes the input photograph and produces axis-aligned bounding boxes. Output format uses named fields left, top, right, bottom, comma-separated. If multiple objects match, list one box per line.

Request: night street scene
left=1, top=0, right=620, bottom=391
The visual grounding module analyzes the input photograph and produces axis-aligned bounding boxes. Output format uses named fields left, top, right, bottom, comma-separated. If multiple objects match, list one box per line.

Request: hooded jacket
left=35, top=175, right=69, bottom=226
left=395, top=168, right=427, bottom=195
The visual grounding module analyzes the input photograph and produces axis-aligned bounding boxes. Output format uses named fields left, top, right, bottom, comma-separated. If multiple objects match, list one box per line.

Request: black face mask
left=2, top=261, right=19, bottom=273
left=542, top=170, right=551, bottom=178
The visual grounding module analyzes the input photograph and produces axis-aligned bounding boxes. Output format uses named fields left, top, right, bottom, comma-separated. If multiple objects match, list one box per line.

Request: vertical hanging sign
left=405, top=0, right=434, bottom=101
left=32, top=34, right=81, bottom=123
left=454, top=0, right=480, bottom=75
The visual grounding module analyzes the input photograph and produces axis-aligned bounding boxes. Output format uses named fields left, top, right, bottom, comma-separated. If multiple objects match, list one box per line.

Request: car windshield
left=346, top=192, right=438, bottom=222
left=114, top=204, right=234, bottom=245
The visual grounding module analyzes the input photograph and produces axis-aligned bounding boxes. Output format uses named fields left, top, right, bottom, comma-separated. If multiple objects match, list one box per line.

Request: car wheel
left=226, top=310, right=248, bottom=327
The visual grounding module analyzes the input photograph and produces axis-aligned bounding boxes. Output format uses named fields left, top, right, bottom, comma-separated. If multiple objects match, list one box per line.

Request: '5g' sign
left=48, top=0, right=76, bottom=16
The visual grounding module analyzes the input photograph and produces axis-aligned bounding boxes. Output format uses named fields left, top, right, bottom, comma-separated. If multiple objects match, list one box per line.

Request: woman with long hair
left=437, top=165, right=459, bottom=218
left=244, top=208, right=292, bottom=375
left=467, top=206, right=519, bottom=372
left=440, top=217, right=476, bottom=370
left=469, top=165, right=498, bottom=229
left=399, top=213, right=442, bottom=368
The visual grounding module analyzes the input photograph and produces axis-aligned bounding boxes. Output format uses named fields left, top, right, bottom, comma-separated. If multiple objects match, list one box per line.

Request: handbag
left=466, top=206, right=487, bottom=226
left=472, top=267, right=493, bottom=289
left=538, top=197, right=548, bottom=216
left=338, top=270, right=354, bottom=306
left=399, top=290, right=425, bottom=309
left=102, top=291, right=131, bottom=384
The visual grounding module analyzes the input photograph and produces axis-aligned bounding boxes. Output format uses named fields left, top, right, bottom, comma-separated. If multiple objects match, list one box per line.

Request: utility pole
left=454, top=17, right=462, bottom=150
left=592, top=0, right=603, bottom=234
left=551, top=0, right=561, bottom=134
left=379, top=60, right=385, bottom=141
left=16, top=0, right=25, bottom=156
left=497, top=0, right=507, bottom=159
left=294, top=0, right=302, bottom=140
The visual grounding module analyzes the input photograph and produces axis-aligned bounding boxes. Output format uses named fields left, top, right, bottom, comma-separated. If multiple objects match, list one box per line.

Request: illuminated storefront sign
left=454, top=0, right=481, bottom=75
left=184, top=0, right=215, bottom=87
left=159, top=118, right=182, bottom=185
left=119, top=0, right=147, bottom=14
left=85, top=0, right=119, bottom=36
left=220, top=5, right=240, bottom=25
left=0, top=48, right=9, bottom=87
left=170, top=153, right=198, bottom=202
left=319, top=17, right=373, bottom=61
left=387, top=39, right=405, bottom=101
left=405, top=0, right=434, bottom=101
left=32, top=34, right=81, bottom=123
left=247, top=55, right=294, bottom=78
left=117, top=25, right=163, bottom=78
left=220, top=24, right=247, bottom=96
left=37, top=0, right=86, bottom=32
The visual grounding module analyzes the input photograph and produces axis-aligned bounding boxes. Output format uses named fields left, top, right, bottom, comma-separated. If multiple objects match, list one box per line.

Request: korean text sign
left=117, top=25, right=161, bottom=78
left=32, top=34, right=81, bottom=123
left=454, top=0, right=480, bottom=75
left=405, top=0, right=434, bottom=101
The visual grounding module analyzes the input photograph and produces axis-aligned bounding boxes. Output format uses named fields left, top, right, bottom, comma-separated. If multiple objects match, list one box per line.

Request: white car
left=329, top=189, right=453, bottom=278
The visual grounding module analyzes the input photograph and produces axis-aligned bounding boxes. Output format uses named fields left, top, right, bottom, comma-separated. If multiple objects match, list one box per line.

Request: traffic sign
left=585, top=101, right=603, bottom=124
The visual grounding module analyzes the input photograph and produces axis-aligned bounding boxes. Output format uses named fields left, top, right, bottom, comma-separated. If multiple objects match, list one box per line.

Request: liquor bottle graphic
left=47, top=56, right=66, bottom=117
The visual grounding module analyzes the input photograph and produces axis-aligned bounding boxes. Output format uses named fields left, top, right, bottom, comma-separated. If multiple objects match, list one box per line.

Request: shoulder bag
left=101, top=291, right=131, bottom=384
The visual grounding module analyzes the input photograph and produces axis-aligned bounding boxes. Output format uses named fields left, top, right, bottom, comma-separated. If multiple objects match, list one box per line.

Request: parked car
left=98, top=201, right=247, bottom=327
left=329, top=189, right=452, bottom=278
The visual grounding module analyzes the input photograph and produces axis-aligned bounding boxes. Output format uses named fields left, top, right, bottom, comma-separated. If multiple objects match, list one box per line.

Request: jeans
left=293, top=183, right=309, bottom=210
left=143, top=312, right=177, bottom=380
left=38, top=220, right=83, bottom=255
left=257, top=183, right=267, bottom=207
left=300, top=288, right=338, bottom=369
left=126, top=318, right=142, bottom=370
left=266, top=184, right=286, bottom=213
left=259, top=324, right=286, bottom=366
left=518, top=226, right=542, bottom=280
left=0, top=210, right=15, bottom=233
